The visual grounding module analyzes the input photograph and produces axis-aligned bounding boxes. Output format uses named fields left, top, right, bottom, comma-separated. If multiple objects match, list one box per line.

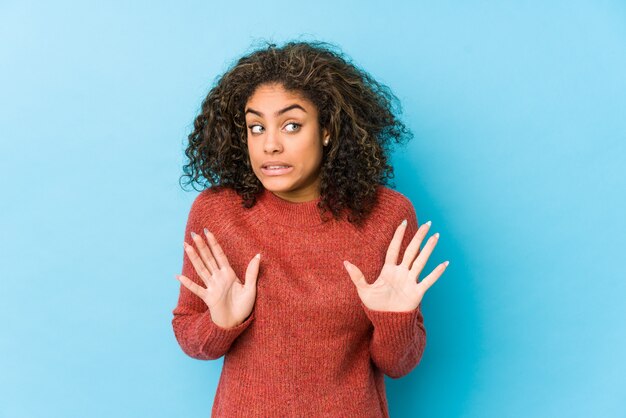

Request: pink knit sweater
left=171, top=185, right=426, bottom=417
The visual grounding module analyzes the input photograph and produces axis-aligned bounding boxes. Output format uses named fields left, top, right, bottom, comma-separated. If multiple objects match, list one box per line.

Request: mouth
left=261, top=164, right=293, bottom=176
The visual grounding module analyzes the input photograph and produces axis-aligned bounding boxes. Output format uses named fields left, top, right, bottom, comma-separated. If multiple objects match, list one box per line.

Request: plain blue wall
left=1, top=1, right=624, bottom=417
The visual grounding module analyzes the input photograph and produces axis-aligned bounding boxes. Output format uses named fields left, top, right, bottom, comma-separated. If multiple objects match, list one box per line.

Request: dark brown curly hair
left=180, top=39, right=413, bottom=226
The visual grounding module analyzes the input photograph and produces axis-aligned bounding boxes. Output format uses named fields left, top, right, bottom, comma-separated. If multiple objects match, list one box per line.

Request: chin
left=260, top=181, right=295, bottom=192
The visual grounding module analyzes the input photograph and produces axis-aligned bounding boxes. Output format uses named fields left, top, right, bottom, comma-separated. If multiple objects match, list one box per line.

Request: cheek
left=304, top=141, right=323, bottom=162
left=247, top=142, right=259, bottom=159
left=247, top=145, right=260, bottom=170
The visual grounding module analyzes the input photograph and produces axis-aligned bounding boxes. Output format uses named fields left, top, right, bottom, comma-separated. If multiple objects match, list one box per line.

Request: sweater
left=171, top=185, right=427, bottom=417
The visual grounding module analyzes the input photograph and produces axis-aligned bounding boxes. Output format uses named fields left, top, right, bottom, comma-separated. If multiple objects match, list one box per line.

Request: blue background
left=1, top=1, right=625, bottom=417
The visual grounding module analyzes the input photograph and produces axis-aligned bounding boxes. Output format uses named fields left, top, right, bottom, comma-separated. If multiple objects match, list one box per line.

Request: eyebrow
left=244, top=104, right=307, bottom=118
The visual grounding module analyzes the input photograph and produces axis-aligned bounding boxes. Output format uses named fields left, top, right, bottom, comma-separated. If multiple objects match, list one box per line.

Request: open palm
left=176, top=228, right=260, bottom=329
left=344, top=220, right=448, bottom=312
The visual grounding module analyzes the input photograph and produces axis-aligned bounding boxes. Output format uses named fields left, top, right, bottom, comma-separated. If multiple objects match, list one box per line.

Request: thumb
left=344, top=260, right=368, bottom=290
left=244, top=253, right=261, bottom=290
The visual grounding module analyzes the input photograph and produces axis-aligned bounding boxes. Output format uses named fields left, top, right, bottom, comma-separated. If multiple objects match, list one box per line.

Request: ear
left=322, top=128, right=330, bottom=142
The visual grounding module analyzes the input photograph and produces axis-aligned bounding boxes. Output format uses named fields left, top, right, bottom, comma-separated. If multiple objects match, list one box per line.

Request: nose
left=263, top=128, right=283, bottom=153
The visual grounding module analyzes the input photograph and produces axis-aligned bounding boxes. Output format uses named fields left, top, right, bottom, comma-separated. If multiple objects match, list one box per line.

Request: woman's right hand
left=175, top=228, right=261, bottom=329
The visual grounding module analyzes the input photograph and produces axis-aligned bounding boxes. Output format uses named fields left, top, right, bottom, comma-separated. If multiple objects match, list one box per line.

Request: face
left=245, top=83, right=330, bottom=202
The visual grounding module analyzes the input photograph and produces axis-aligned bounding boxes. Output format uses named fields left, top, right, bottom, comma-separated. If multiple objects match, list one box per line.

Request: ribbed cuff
left=198, top=309, right=256, bottom=354
left=360, top=301, right=422, bottom=343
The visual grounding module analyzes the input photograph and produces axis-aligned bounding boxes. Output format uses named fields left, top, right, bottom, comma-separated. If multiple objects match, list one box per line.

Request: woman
left=172, top=40, right=449, bottom=417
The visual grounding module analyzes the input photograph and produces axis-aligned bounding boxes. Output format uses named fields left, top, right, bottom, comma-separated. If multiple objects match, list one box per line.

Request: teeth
left=266, top=165, right=289, bottom=169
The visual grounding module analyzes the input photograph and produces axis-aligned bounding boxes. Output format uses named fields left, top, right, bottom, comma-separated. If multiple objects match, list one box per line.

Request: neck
left=256, top=187, right=326, bottom=227
left=269, top=177, right=321, bottom=203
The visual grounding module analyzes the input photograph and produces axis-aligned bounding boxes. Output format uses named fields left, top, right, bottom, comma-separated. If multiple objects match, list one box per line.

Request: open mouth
left=261, top=165, right=293, bottom=176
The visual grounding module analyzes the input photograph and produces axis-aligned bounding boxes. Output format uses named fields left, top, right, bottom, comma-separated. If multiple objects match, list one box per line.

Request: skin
left=344, top=220, right=449, bottom=312
left=175, top=82, right=449, bottom=327
left=244, top=82, right=330, bottom=203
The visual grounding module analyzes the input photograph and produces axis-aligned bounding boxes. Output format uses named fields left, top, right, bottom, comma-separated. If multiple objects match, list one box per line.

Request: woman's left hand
left=344, top=220, right=448, bottom=312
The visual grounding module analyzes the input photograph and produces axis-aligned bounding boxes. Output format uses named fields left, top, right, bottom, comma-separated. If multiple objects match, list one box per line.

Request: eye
left=285, top=122, right=301, bottom=132
left=248, top=124, right=264, bottom=134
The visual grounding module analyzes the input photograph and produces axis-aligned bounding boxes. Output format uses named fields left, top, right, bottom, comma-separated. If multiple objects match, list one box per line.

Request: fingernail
left=401, top=219, right=407, bottom=226
left=204, top=227, right=209, bottom=235
left=444, top=260, right=449, bottom=267
left=434, top=232, right=440, bottom=239
left=255, top=253, right=261, bottom=259
left=191, top=231, right=197, bottom=239
left=425, top=220, right=432, bottom=227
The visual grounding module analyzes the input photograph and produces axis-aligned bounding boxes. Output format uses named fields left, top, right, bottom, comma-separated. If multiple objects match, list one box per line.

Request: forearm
left=172, top=304, right=255, bottom=360
left=361, top=301, right=427, bottom=378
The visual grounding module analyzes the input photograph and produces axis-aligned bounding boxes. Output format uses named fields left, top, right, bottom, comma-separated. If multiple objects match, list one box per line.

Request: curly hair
left=179, top=39, right=414, bottom=226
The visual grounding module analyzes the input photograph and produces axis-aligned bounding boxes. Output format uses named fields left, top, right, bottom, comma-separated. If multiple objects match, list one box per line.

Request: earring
left=323, top=139, right=330, bottom=146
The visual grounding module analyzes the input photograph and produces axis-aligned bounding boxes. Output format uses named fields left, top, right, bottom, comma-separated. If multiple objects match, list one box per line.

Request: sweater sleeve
left=361, top=199, right=427, bottom=378
left=171, top=192, right=255, bottom=360
left=361, top=302, right=426, bottom=378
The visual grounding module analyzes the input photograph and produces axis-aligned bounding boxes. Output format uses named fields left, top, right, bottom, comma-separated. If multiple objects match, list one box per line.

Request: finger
left=175, top=274, right=207, bottom=300
left=190, top=231, right=218, bottom=274
left=400, top=221, right=431, bottom=269
left=183, top=241, right=212, bottom=285
left=344, top=260, right=368, bottom=289
left=244, top=253, right=261, bottom=290
left=204, top=228, right=232, bottom=270
left=409, top=232, right=440, bottom=280
left=416, top=260, right=449, bottom=291
left=385, top=219, right=408, bottom=265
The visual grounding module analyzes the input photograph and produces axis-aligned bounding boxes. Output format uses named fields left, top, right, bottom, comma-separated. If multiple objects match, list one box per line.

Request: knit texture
left=171, top=185, right=427, bottom=417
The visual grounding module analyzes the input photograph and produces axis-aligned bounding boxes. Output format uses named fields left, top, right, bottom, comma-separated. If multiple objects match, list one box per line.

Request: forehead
left=245, top=83, right=312, bottom=109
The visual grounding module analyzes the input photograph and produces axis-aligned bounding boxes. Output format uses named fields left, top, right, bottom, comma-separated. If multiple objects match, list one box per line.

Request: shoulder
left=193, top=185, right=240, bottom=208
left=186, top=185, right=243, bottom=229
left=372, top=185, right=417, bottom=221
left=352, top=185, right=418, bottom=234
left=352, top=185, right=419, bottom=257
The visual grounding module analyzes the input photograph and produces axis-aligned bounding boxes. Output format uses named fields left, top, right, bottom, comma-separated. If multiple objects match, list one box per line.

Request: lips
left=262, top=161, right=292, bottom=169
left=261, top=163, right=294, bottom=176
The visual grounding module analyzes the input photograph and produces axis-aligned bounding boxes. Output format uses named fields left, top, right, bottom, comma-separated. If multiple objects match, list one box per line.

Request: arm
left=363, top=201, right=427, bottom=378
left=361, top=301, right=426, bottom=379
left=171, top=193, right=255, bottom=360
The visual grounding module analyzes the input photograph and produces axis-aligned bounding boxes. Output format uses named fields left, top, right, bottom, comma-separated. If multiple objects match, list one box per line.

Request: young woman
left=172, top=40, right=449, bottom=417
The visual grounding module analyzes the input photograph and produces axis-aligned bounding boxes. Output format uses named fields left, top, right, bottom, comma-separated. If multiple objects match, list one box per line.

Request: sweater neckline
left=256, top=187, right=325, bottom=227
